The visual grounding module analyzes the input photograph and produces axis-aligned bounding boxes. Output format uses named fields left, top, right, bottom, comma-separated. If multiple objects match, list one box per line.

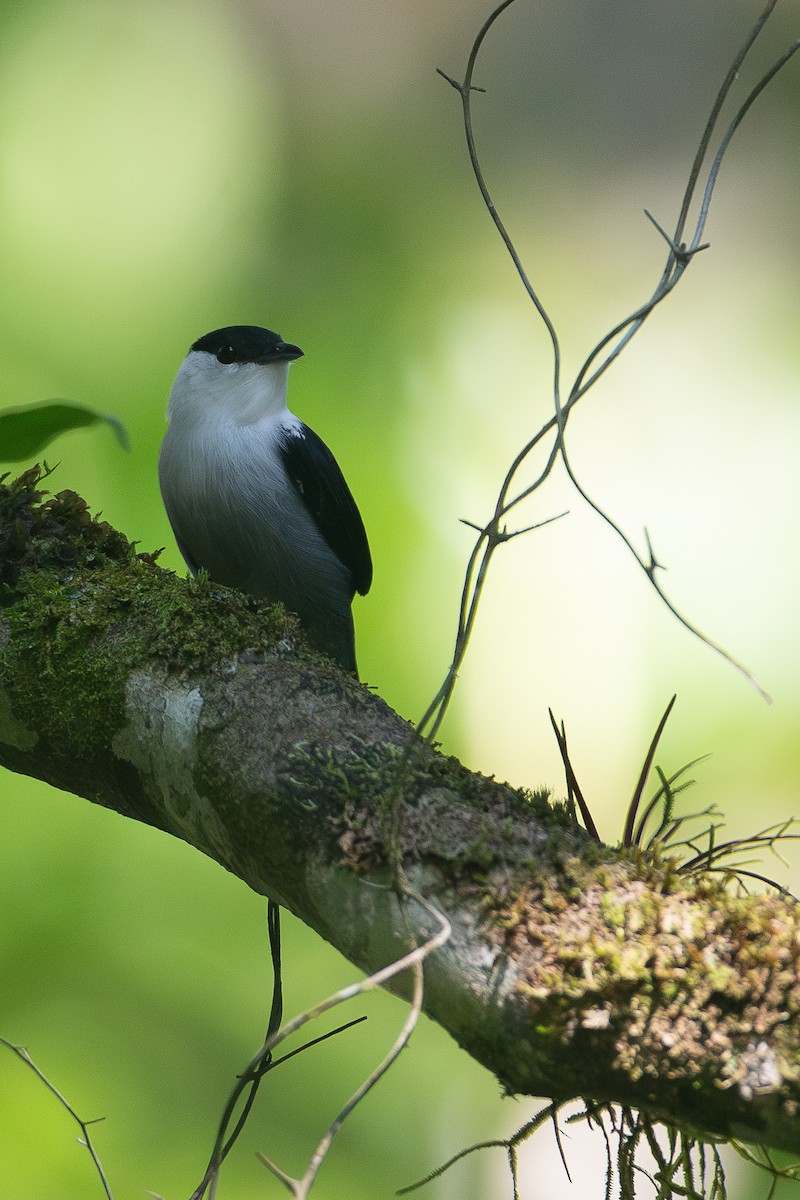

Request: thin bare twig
left=254, top=887, right=451, bottom=1199
left=0, top=1037, right=113, bottom=1200
left=397, top=1100, right=561, bottom=1196
left=422, top=1, right=797, bottom=739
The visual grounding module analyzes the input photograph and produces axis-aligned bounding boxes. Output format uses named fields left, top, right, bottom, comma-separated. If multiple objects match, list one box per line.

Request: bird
left=158, top=325, right=372, bottom=676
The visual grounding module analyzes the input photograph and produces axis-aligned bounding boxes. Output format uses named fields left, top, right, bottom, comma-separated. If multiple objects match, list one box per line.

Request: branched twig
left=397, top=1100, right=561, bottom=1196
left=253, top=886, right=451, bottom=1199
left=185, top=889, right=449, bottom=1200
left=0, top=1037, right=113, bottom=1200
left=422, top=0, right=798, bottom=739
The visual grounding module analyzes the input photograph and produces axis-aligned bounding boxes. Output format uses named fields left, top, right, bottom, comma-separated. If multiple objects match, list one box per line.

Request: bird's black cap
left=192, top=325, right=303, bottom=365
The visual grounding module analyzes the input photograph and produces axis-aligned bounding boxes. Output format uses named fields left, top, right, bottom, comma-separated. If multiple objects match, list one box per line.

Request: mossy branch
left=2, top=469, right=800, bottom=1156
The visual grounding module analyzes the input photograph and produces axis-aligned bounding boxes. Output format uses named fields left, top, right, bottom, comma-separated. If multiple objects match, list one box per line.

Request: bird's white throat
left=167, top=350, right=292, bottom=430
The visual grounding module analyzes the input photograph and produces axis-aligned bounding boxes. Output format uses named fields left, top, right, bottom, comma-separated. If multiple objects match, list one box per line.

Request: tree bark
left=2, top=469, right=799, bottom=1156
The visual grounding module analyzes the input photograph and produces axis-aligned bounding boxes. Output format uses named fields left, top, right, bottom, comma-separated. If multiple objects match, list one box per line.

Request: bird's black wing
left=278, top=423, right=373, bottom=596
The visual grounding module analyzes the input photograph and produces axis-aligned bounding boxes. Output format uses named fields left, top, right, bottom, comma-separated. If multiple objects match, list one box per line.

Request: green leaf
left=0, top=399, right=130, bottom=462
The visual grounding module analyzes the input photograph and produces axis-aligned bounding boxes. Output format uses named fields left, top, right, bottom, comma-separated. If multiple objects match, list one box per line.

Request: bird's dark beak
left=263, top=342, right=304, bottom=363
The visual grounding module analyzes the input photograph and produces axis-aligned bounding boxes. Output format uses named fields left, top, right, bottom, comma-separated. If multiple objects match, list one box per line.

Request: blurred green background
left=0, top=1, right=799, bottom=1197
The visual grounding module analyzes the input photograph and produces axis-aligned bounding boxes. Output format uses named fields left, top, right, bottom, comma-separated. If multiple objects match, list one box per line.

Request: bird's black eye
left=216, top=345, right=238, bottom=365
